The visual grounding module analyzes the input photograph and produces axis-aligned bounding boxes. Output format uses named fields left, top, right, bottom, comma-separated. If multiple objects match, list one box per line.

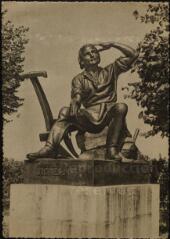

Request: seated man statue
left=27, top=41, right=138, bottom=161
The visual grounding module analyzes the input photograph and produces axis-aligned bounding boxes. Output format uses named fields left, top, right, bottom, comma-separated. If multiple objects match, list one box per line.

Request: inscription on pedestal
left=24, top=158, right=150, bottom=185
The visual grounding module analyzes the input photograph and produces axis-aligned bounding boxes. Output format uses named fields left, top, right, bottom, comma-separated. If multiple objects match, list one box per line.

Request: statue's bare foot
left=26, top=145, right=56, bottom=161
left=106, top=146, right=122, bottom=162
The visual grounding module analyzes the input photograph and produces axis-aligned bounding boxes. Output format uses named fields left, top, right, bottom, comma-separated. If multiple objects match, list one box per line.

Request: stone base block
left=9, top=184, right=159, bottom=238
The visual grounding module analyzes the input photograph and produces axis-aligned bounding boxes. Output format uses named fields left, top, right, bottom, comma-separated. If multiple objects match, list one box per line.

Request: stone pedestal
left=9, top=184, right=159, bottom=238
left=24, top=158, right=151, bottom=185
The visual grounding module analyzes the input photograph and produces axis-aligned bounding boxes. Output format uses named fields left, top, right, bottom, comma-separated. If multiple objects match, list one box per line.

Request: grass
left=2, top=208, right=9, bottom=238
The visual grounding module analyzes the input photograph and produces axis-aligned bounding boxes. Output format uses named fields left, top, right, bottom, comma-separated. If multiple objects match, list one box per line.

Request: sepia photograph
left=1, top=1, right=169, bottom=238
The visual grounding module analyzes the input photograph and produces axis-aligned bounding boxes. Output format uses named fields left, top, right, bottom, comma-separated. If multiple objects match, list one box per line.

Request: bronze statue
left=25, top=42, right=138, bottom=161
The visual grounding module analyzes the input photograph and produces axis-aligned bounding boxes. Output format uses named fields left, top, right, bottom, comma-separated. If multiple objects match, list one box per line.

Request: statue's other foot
left=106, top=147, right=122, bottom=162
left=26, top=145, right=56, bottom=161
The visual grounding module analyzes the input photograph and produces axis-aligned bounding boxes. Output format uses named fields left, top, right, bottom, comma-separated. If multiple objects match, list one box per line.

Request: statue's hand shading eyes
left=94, top=42, right=114, bottom=52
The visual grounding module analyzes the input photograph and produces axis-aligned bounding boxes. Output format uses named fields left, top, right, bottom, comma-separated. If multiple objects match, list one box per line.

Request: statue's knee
left=58, top=107, right=70, bottom=120
left=115, top=103, right=128, bottom=115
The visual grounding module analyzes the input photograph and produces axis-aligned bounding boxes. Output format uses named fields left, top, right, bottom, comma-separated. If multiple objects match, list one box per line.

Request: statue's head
left=78, top=44, right=101, bottom=69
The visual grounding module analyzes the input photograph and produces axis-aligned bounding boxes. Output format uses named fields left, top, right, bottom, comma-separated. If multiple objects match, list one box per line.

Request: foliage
left=149, top=156, right=169, bottom=234
left=3, top=158, right=24, bottom=208
left=157, top=158, right=169, bottom=234
left=2, top=9, right=29, bottom=123
left=124, top=3, right=169, bottom=138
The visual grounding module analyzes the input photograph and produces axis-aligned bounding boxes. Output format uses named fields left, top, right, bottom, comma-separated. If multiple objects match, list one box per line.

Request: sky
left=2, top=1, right=168, bottom=161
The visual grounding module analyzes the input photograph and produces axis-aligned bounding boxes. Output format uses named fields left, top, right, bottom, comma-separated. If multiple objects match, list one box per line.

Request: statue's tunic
left=71, top=56, right=131, bottom=122
left=72, top=57, right=131, bottom=106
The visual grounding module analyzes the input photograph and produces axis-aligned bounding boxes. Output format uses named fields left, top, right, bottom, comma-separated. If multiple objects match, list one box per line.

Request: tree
left=3, top=158, right=24, bottom=209
left=124, top=3, right=169, bottom=138
left=149, top=155, right=169, bottom=235
left=2, top=10, right=29, bottom=123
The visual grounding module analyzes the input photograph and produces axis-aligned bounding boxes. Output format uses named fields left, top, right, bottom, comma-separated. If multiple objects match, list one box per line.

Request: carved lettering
left=37, top=167, right=66, bottom=176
